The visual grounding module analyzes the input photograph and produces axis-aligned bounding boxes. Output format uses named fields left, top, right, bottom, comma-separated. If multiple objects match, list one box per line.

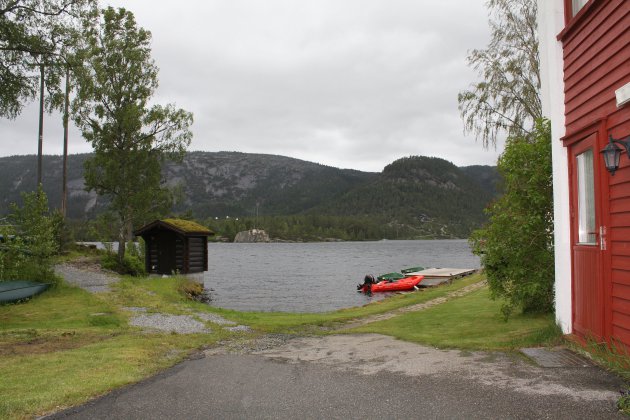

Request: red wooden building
left=539, top=0, right=630, bottom=347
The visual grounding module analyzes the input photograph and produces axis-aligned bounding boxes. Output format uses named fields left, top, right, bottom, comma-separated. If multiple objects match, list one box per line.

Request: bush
left=0, top=188, right=61, bottom=286
left=101, top=242, right=146, bottom=277
left=470, top=119, right=554, bottom=318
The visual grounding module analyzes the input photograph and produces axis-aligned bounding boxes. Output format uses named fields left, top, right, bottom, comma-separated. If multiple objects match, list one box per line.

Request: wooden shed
left=134, top=219, right=213, bottom=275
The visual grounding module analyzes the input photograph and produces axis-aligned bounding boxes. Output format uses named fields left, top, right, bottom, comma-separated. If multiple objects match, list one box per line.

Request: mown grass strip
left=347, top=287, right=562, bottom=350
left=217, top=273, right=487, bottom=333
left=0, top=333, right=215, bottom=419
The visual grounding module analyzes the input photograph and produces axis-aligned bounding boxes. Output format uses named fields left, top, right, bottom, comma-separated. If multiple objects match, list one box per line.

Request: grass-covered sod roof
left=161, top=218, right=213, bottom=234
left=134, top=219, right=214, bottom=236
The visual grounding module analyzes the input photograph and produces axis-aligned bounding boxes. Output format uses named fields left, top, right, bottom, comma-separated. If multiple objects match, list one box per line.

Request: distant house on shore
left=134, top=219, right=214, bottom=275
left=538, top=0, right=630, bottom=347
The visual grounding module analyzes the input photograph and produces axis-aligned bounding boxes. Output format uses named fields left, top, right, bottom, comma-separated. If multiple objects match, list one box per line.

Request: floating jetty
left=403, top=268, right=477, bottom=287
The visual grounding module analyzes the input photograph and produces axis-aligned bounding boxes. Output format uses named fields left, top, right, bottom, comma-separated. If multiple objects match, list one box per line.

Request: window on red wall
left=571, top=0, right=589, bottom=16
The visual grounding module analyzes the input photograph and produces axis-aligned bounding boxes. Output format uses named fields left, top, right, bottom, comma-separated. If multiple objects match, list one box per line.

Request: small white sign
left=616, top=82, right=630, bottom=108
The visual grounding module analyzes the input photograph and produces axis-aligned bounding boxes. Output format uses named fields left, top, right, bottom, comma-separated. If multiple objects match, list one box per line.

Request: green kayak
left=0, top=281, right=50, bottom=304
left=401, top=266, right=425, bottom=275
left=377, top=272, right=406, bottom=282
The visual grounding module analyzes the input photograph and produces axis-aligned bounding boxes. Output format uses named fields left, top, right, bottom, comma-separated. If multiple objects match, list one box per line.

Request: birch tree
left=458, top=0, right=541, bottom=148
left=72, top=7, right=193, bottom=264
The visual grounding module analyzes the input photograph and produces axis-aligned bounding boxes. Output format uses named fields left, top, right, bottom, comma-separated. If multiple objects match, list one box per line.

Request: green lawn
left=0, top=278, right=227, bottom=419
left=348, top=286, right=561, bottom=350
left=0, top=272, right=560, bottom=418
left=219, top=273, right=489, bottom=333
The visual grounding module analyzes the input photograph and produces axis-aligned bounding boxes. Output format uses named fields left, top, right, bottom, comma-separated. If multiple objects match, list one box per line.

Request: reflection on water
left=204, top=240, right=479, bottom=313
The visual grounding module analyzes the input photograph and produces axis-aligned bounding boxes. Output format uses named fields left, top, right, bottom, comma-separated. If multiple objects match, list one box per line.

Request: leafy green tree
left=470, top=119, right=553, bottom=317
left=0, top=0, right=96, bottom=118
left=72, top=7, right=193, bottom=263
left=458, top=0, right=541, bottom=148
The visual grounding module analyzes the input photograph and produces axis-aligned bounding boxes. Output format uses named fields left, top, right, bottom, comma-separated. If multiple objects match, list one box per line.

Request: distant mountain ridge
left=0, top=152, right=499, bottom=238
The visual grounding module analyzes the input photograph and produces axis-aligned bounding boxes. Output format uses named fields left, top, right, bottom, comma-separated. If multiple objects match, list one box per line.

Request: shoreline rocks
left=233, top=229, right=270, bottom=243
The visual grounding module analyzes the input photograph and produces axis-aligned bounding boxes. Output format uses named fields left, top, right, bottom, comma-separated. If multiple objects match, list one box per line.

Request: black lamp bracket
left=609, top=134, right=630, bottom=156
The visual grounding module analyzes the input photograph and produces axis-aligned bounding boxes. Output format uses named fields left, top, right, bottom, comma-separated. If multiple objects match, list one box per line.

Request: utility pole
left=61, top=66, right=70, bottom=217
left=37, top=63, right=45, bottom=189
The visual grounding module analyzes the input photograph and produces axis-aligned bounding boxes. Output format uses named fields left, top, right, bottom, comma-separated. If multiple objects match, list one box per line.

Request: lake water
left=203, top=240, right=479, bottom=313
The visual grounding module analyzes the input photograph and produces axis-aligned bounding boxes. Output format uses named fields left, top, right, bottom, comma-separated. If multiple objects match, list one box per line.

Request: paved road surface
left=49, top=334, right=625, bottom=419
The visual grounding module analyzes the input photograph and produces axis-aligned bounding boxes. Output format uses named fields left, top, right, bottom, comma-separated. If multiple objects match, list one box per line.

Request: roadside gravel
left=126, top=310, right=250, bottom=335
left=129, top=314, right=211, bottom=334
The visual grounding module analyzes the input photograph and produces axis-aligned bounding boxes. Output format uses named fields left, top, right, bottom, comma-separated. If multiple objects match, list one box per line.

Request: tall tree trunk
left=37, top=63, right=45, bottom=188
left=61, top=66, right=70, bottom=217
left=117, top=210, right=134, bottom=264
left=117, top=224, right=126, bottom=264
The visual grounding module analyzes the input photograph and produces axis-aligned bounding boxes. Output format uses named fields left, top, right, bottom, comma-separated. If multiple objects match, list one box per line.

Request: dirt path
left=336, top=279, right=488, bottom=330
left=54, top=258, right=119, bottom=293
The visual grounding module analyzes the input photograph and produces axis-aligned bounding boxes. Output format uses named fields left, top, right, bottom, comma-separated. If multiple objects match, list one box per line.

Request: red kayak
left=358, top=275, right=424, bottom=293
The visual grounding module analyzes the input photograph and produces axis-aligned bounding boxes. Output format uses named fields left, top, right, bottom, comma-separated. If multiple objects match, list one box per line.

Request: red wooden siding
left=573, top=247, right=603, bottom=338
left=562, top=0, right=629, bottom=135
left=561, top=0, right=630, bottom=346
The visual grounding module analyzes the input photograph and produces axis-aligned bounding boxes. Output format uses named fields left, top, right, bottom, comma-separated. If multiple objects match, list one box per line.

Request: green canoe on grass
left=0, top=281, right=50, bottom=304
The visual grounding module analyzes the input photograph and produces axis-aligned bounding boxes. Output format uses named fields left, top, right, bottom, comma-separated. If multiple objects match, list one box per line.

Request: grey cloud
left=0, top=0, right=499, bottom=172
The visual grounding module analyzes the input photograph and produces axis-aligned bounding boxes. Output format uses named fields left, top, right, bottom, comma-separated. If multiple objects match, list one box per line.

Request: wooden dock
left=406, top=268, right=477, bottom=287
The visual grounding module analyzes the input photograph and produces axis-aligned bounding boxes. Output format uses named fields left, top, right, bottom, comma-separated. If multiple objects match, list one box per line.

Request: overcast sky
left=0, top=0, right=503, bottom=172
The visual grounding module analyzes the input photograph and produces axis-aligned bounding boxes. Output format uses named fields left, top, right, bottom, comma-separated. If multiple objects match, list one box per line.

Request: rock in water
left=234, top=229, right=270, bottom=243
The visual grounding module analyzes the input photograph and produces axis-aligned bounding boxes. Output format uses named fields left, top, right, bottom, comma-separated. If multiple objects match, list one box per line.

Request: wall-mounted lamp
left=601, top=134, right=630, bottom=176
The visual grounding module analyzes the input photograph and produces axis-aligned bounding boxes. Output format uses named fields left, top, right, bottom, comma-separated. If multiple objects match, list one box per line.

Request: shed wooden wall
left=143, top=231, right=206, bottom=274
left=175, top=236, right=185, bottom=273
left=148, top=239, right=158, bottom=273
left=561, top=0, right=630, bottom=345
left=187, top=237, right=208, bottom=273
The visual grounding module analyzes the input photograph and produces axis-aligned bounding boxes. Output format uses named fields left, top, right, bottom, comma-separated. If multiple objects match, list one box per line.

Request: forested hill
left=0, top=152, right=498, bottom=238
left=312, top=156, right=496, bottom=238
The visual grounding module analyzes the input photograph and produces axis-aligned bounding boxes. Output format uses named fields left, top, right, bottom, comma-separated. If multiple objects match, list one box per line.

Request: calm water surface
left=204, top=240, right=479, bottom=313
